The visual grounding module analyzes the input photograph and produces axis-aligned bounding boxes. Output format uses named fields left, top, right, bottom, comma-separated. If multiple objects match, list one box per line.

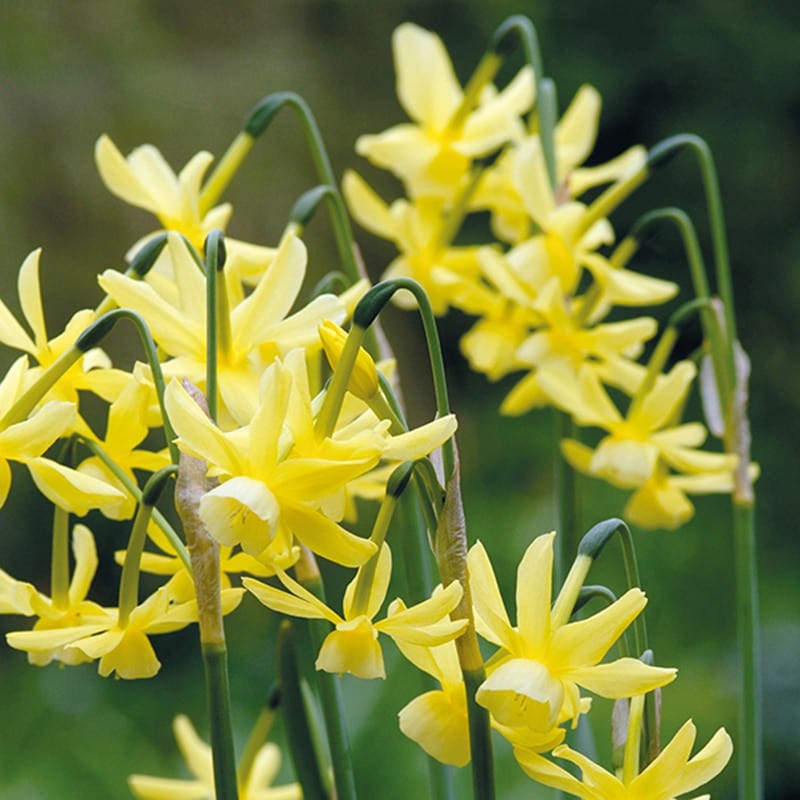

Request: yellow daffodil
left=3, top=524, right=114, bottom=666
left=343, top=171, right=483, bottom=315
left=356, top=22, right=534, bottom=199
left=129, top=714, right=301, bottom=800
left=99, top=232, right=346, bottom=424
left=515, top=720, right=733, bottom=800
left=96, top=135, right=276, bottom=284
left=65, top=578, right=243, bottom=679
left=244, top=543, right=467, bottom=679
left=468, top=533, right=675, bottom=732
left=165, top=350, right=456, bottom=567
left=473, top=86, right=646, bottom=244
left=543, top=360, right=741, bottom=529
left=499, top=277, right=658, bottom=415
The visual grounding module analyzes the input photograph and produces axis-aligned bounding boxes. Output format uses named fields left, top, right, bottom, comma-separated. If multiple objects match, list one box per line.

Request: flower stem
left=294, top=549, right=358, bottom=800
left=242, top=92, right=361, bottom=285
left=237, top=688, right=279, bottom=786
left=734, top=500, right=762, bottom=800
left=553, top=409, right=580, bottom=581
left=276, top=621, right=329, bottom=800
left=50, top=506, right=70, bottom=610
left=199, top=132, right=254, bottom=215
left=204, top=230, right=229, bottom=423
left=203, top=642, right=240, bottom=800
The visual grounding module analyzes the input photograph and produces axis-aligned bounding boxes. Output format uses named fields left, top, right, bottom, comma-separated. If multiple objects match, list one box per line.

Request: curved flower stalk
left=540, top=359, right=742, bottom=529
left=355, top=22, right=535, bottom=200
left=468, top=533, right=675, bottom=732
left=99, top=232, right=348, bottom=426
left=516, top=718, right=733, bottom=799
left=96, top=134, right=276, bottom=284
left=2, top=524, right=114, bottom=666
left=129, top=714, right=301, bottom=800
left=164, top=352, right=457, bottom=567
left=244, top=543, right=467, bottom=680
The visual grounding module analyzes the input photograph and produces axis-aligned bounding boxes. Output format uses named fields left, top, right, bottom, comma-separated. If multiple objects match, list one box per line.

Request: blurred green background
left=0, top=1, right=798, bottom=798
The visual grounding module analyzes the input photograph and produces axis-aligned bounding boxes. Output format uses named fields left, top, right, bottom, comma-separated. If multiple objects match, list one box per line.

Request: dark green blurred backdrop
left=1, top=2, right=798, bottom=798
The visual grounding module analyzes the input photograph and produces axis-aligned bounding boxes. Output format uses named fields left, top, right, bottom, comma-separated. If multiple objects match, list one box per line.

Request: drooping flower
left=469, top=533, right=675, bottom=732
left=355, top=22, right=534, bottom=199
left=515, top=719, right=733, bottom=800
left=245, top=543, right=467, bottom=680
left=128, top=714, right=302, bottom=800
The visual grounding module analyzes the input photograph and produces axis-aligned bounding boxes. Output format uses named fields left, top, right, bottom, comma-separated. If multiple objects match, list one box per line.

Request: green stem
left=489, top=15, right=544, bottom=90
left=199, top=131, right=255, bottom=215
left=79, top=438, right=190, bottom=572
left=553, top=409, right=580, bottom=581
left=446, top=52, right=502, bottom=133
left=117, top=466, right=177, bottom=627
left=204, top=230, right=229, bottom=423
left=537, top=77, right=559, bottom=191
left=354, top=279, right=455, bottom=480
left=734, top=501, right=762, bottom=800
left=50, top=506, right=70, bottom=610
left=203, top=642, right=240, bottom=800
left=237, top=692, right=279, bottom=786
left=464, top=668, right=495, bottom=800
left=296, top=564, right=358, bottom=800
left=243, top=92, right=360, bottom=285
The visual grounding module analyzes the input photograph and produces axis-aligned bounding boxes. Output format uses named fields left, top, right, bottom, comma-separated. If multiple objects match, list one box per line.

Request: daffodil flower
left=499, top=277, right=657, bottom=415
left=473, top=85, right=647, bottom=244
left=64, top=578, right=243, bottom=679
left=165, top=350, right=456, bottom=567
left=245, top=543, right=467, bottom=680
left=515, top=719, right=733, bottom=800
left=468, top=533, right=676, bottom=732
left=355, top=22, right=534, bottom=199
left=96, top=135, right=277, bottom=284
left=3, top=524, right=114, bottom=666
left=99, top=232, right=347, bottom=425
left=129, top=714, right=301, bottom=800
left=542, top=360, right=741, bottom=529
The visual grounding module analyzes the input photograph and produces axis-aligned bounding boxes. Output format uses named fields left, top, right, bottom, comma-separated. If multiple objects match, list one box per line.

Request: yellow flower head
left=245, top=544, right=467, bottom=680
left=515, top=719, right=733, bottom=800
left=356, top=22, right=534, bottom=199
left=469, top=533, right=675, bottom=732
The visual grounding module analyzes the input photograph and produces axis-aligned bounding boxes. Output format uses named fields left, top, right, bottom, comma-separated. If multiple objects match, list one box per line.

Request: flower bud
left=319, top=320, right=378, bottom=400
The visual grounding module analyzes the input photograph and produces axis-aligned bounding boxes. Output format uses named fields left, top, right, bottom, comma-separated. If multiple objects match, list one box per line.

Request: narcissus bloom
left=543, top=360, right=740, bottom=529
left=3, top=524, right=114, bottom=666
left=469, top=533, right=675, bottom=732
left=356, top=22, right=534, bottom=198
left=245, top=544, right=467, bottom=679
left=343, top=171, right=483, bottom=315
left=129, top=714, right=301, bottom=800
left=165, top=351, right=456, bottom=567
left=515, top=719, right=733, bottom=799
left=96, top=135, right=276, bottom=283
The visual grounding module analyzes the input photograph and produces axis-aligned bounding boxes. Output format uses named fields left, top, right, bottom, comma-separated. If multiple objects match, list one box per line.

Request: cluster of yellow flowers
left=0, top=16, right=743, bottom=800
left=348, top=22, right=748, bottom=531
